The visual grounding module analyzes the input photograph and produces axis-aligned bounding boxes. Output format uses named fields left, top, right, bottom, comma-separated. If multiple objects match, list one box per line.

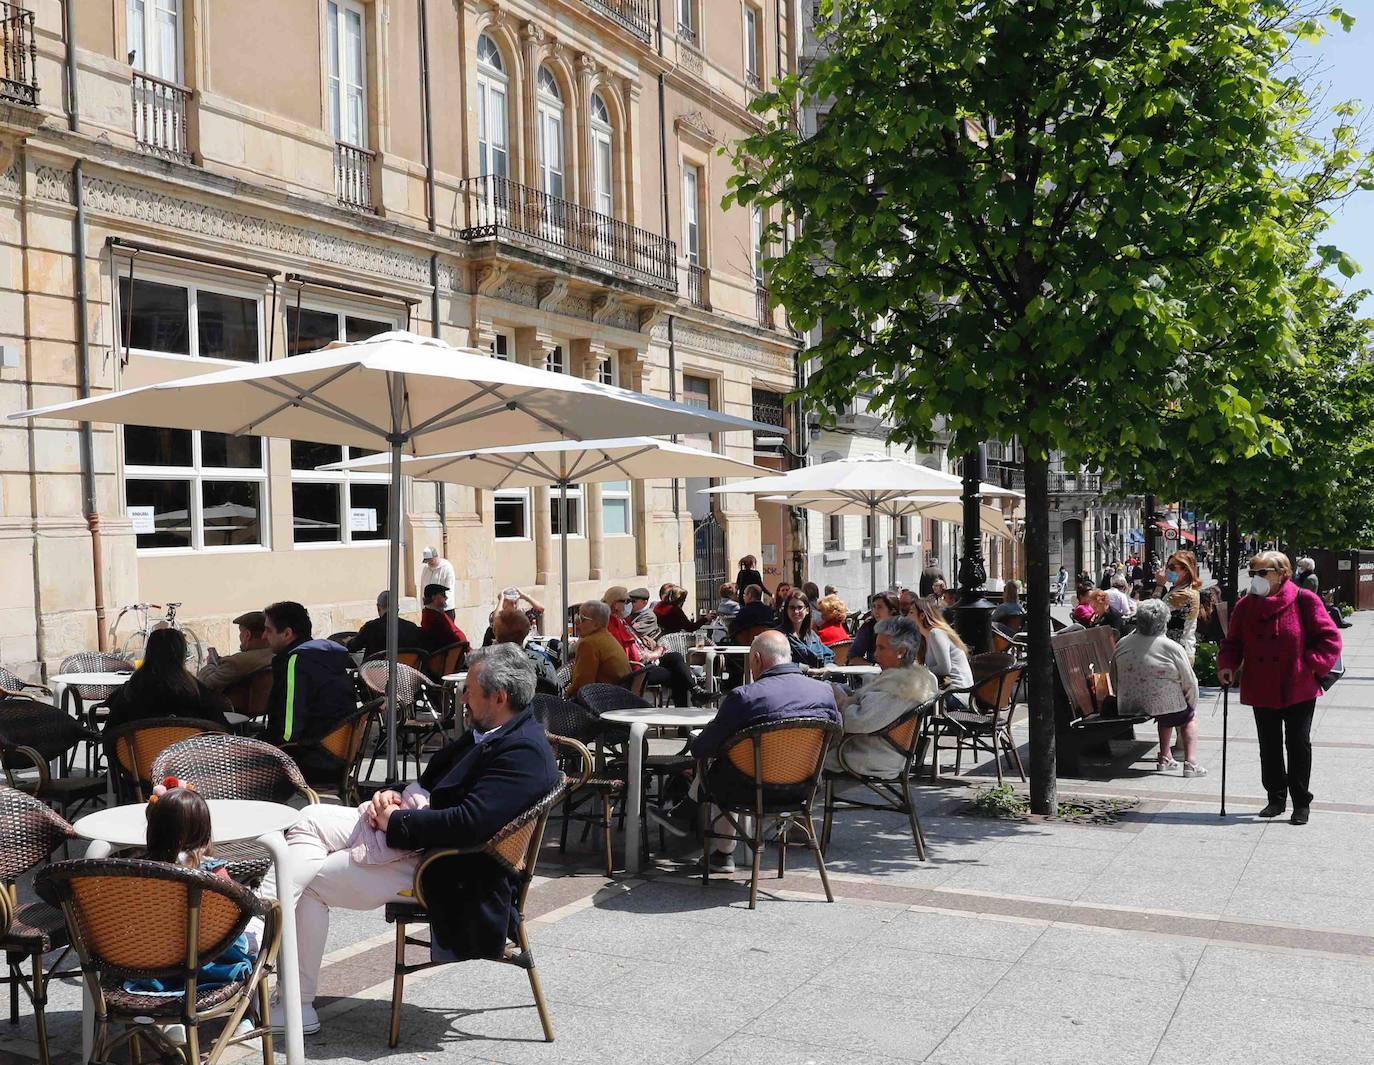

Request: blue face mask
left=1166, top=570, right=1179, bottom=584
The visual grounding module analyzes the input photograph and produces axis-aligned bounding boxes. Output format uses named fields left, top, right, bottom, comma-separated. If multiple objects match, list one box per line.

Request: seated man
left=420, top=582, right=469, bottom=653
left=990, top=581, right=1027, bottom=628
left=263, top=601, right=358, bottom=764
left=260, top=644, right=560, bottom=1034
left=565, top=600, right=631, bottom=695
left=649, top=631, right=840, bottom=872
left=626, top=587, right=661, bottom=642
left=727, top=583, right=775, bottom=640
left=491, top=607, right=559, bottom=695
left=348, top=590, right=427, bottom=661
left=197, top=610, right=274, bottom=692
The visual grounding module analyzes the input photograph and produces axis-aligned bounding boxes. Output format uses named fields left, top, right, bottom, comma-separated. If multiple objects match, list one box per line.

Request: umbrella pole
left=385, top=436, right=402, bottom=781
left=559, top=479, right=570, bottom=665
left=869, top=502, right=878, bottom=599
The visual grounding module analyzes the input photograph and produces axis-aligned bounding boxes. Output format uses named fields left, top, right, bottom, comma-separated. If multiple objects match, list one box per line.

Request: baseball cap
left=422, top=547, right=437, bottom=561
left=628, top=587, right=651, bottom=601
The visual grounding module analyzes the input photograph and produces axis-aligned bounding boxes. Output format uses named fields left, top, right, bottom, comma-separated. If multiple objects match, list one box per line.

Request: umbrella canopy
left=12, top=331, right=772, bottom=776
left=327, top=438, right=768, bottom=656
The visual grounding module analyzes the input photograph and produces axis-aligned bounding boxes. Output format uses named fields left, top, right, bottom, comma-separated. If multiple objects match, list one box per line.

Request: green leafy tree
left=729, top=0, right=1367, bottom=811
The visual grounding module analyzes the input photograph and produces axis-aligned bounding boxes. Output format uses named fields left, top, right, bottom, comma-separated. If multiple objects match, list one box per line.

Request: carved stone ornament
left=591, top=291, right=625, bottom=324
left=537, top=277, right=572, bottom=312
left=475, top=261, right=512, bottom=296
left=674, top=111, right=716, bottom=147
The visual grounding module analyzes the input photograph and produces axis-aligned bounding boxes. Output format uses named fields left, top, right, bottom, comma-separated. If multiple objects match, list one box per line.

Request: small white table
left=50, top=671, right=132, bottom=714
left=73, top=800, right=306, bottom=1065
left=441, top=672, right=468, bottom=734
left=820, top=664, right=881, bottom=678
left=598, top=706, right=717, bottom=872
left=697, top=645, right=753, bottom=691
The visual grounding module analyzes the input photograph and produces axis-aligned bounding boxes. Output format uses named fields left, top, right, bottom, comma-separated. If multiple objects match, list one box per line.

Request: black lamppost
left=952, top=445, right=998, bottom=653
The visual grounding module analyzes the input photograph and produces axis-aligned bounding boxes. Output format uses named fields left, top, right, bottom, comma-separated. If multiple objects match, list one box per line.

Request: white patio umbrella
left=701, top=454, right=1018, bottom=596
left=327, top=437, right=769, bottom=659
left=11, top=331, right=771, bottom=775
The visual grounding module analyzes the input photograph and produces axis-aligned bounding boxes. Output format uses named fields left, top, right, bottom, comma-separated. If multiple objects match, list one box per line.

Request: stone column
left=519, top=21, right=545, bottom=189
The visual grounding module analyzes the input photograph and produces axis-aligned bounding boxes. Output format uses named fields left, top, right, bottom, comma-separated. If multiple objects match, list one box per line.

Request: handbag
left=1297, top=588, right=1344, bottom=691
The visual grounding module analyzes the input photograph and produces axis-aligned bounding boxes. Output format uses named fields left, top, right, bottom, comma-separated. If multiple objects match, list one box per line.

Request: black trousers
left=624, top=651, right=693, bottom=705
left=1253, top=699, right=1316, bottom=808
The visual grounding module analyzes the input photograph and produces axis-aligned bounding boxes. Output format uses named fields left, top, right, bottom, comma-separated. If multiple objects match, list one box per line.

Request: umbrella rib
left=417, top=397, right=531, bottom=436
left=231, top=365, right=361, bottom=436
left=241, top=376, right=390, bottom=439
left=408, top=382, right=506, bottom=435
left=582, top=444, right=656, bottom=481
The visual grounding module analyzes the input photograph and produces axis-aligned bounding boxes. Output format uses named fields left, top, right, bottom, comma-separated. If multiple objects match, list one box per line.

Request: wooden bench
left=1052, top=627, right=1150, bottom=774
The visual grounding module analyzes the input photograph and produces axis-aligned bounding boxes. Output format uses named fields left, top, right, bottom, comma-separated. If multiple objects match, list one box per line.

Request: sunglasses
left=1247, top=568, right=1274, bottom=577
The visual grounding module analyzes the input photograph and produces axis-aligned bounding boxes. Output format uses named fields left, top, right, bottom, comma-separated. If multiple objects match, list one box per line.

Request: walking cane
left=1220, top=683, right=1230, bottom=818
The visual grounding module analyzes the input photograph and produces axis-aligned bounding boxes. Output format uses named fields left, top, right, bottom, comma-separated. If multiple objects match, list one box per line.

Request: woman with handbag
left=1218, top=551, right=1342, bottom=825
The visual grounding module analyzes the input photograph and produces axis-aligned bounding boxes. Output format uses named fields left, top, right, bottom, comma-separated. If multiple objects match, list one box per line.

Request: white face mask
left=618, top=603, right=631, bottom=617
left=1249, top=574, right=1271, bottom=597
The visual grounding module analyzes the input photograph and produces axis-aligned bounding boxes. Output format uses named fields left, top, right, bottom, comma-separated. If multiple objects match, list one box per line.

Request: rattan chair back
left=57, top=652, right=134, bottom=702
left=151, top=734, right=316, bottom=804
left=105, top=718, right=229, bottom=800
left=969, top=651, right=1017, bottom=683
left=358, top=659, right=431, bottom=709
left=721, top=717, right=839, bottom=787
left=657, top=632, right=691, bottom=657
left=224, top=667, right=274, bottom=718
left=829, top=640, right=853, bottom=666
left=971, top=665, right=1024, bottom=714
left=425, top=642, right=468, bottom=680
left=0, top=696, right=93, bottom=767
left=733, top=625, right=773, bottom=647
left=0, top=666, right=48, bottom=697
left=0, top=784, right=75, bottom=883
left=364, top=648, right=429, bottom=670
left=573, top=683, right=649, bottom=716
left=531, top=695, right=603, bottom=746
left=326, top=631, right=359, bottom=646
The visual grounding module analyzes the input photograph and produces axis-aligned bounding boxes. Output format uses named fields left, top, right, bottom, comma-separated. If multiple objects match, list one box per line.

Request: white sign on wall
left=348, top=508, right=378, bottom=533
left=129, top=506, right=156, bottom=535
left=761, top=544, right=777, bottom=566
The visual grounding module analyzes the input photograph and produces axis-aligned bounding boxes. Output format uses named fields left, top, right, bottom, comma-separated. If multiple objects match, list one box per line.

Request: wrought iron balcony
left=335, top=141, right=376, bottom=212
left=131, top=71, right=192, bottom=161
left=755, top=283, right=770, bottom=327
left=583, top=0, right=652, bottom=43
left=0, top=3, right=37, bottom=107
left=460, top=174, right=677, bottom=292
left=1050, top=472, right=1102, bottom=494
left=678, top=21, right=698, bottom=48
left=746, top=71, right=762, bottom=92
left=685, top=263, right=709, bottom=309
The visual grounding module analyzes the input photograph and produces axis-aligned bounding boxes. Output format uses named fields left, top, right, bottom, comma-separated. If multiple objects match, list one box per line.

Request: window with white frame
left=494, top=489, right=530, bottom=539
left=544, top=344, right=565, bottom=374
left=326, top=0, right=368, bottom=147
left=590, top=92, right=614, bottom=218
left=602, top=480, right=631, bottom=536
left=678, top=0, right=698, bottom=40
left=125, top=426, right=267, bottom=551
left=476, top=33, right=508, bottom=179
left=127, top=0, right=182, bottom=81
left=286, top=304, right=394, bottom=545
left=537, top=67, right=565, bottom=201
left=743, top=5, right=761, bottom=86
left=489, top=331, right=510, bottom=360
left=682, top=374, right=715, bottom=521
left=117, top=272, right=262, bottom=363
left=596, top=354, right=617, bottom=385
left=897, top=514, right=912, bottom=546
left=550, top=483, right=583, bottom=537
left=683, top=164, right=702, bottom=265
left=825, top=513, right=842, bottom=551
left=751, top=204, right=765, bottom=285
left=863, top=514, right=876, bottom=549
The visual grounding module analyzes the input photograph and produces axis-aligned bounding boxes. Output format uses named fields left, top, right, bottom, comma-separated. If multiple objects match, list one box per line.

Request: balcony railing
left=746, top=70, right=762, bottom=92
left=335, top=141, right=376, bottom=212
left=685, top=263, right=709, bottom=309
left=755, top=283, right=770, bottom=327
left=583, top=0, right=653, bottom=43
left=460, top=174, right=677, bottom=292
left=678, top=20, right=698, bottom=48
left=1, top=3, right=38, bottom=107
left=131, top=71, right=192, bottom=161
left=1050, top=472, right=1102, bottom=493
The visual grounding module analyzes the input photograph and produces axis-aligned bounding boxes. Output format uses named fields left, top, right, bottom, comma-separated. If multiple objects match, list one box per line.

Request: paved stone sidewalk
left=4, top=612, right=1372, bottom=1065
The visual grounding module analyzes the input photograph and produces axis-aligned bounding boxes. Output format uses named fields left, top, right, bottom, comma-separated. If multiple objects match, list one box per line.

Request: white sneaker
left=269, top=998, right=321, bottom=1036
left=1182, top=762, right=1208, bottom=778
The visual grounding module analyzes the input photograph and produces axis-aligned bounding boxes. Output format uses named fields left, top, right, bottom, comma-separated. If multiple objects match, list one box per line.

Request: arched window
left=590, top=92, right=614, bottom=217
left=475, top=33, right=508, bottom=179
left=536, top=66, right=565, bottom=201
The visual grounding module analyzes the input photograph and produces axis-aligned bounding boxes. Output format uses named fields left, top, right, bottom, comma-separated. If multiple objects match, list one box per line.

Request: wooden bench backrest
left=1051, top=627, right=1118, bottom=720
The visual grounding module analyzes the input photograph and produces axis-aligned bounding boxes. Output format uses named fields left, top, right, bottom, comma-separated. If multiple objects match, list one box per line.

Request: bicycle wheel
left=177, top=625, right=207, bottom=671
left=117, top=630, right=149, bottom=666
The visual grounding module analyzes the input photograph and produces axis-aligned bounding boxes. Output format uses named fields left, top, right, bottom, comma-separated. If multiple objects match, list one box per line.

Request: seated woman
left=103, top=628, right=232, bottom=735
left=1110, top=598, right=1206, bottom=777
left=1086, top=588, right=1126, bottom=636
left=826, top=616, right=938, bottom=777
left=776, top=592, right=834, bottom=668
left=848, top=591, right=900, bottom=665
left=908, top=599, right=973, bottom=697
left=601, top=586, right=697, bottom=705
left=1069, top=580, right=1096, bottom=625
left=652, top=585, right=706, bottom=636
left=814, top=594, right=851, bottom=646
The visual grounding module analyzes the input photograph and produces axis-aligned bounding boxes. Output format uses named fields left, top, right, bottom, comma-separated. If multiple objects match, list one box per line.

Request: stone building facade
left=0, top=0, right=800, bottom=674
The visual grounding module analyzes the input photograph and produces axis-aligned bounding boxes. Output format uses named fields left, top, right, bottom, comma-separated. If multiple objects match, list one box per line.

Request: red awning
left=1154, top=519, right=1196, bottom=543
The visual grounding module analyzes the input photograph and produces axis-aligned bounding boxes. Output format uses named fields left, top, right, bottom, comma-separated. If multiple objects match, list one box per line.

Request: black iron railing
left=0, top=3, right=37, bottom=107
left=755, top=284, right=770, bottom=327
left=583, top=0, right=652, bottom=42
left=678, top=20, right=698, bottom=48
left=461, top=174, right=677, bottom=292
left=1050, top=472, right=1101, bottom=493
left=986, top=463, right=1025, bottom=491
left=746, top=71, right=762, bottom=92
left=685, top=263, right=709, bottom=308
left=335, top=141, right=376, bottom=212
left=131, top=71, right=192, bottom=161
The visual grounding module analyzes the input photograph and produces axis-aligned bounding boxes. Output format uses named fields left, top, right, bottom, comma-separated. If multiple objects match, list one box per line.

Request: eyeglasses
left=1247, top=568, right=1274, bottom=577
left=577, top=614, right=594, bottom=623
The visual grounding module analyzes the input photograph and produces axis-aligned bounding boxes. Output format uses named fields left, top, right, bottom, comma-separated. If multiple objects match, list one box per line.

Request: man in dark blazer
left=262, top=643, right=560, bottom=1035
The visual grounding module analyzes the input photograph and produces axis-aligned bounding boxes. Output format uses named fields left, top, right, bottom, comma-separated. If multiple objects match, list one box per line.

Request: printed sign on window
left=349, top=508, right=377, bottom=533
left=129, top=506, right=156, bottom=535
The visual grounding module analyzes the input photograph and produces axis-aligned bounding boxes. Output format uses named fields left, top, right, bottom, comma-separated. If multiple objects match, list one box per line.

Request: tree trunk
left=1023, top=451, right=1056, bottom=814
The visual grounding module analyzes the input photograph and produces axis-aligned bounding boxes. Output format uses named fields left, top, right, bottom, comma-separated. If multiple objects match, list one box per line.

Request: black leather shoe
left=1258, top=801, right=1286, bottom=818
left=1290, top=806, right=1310, bottom=825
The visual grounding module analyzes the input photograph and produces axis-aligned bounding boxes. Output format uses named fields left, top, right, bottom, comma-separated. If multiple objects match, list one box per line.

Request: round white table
left=73, top=800, right=307, bottom=1065
left=441, top=672, right=468, bottom=733
left=50, top=671, right=132, bottom=714
left=821, top=664, right=881, bottom=678
left=696, top=645, right=752, bottom=691
left=599, top=706, right=717, bottom=873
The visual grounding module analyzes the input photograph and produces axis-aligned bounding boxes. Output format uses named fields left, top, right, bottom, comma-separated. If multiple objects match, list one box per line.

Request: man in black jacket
left=262, top=643, right=560, bottom=1035
left=347, top=590, right=427, bottom=661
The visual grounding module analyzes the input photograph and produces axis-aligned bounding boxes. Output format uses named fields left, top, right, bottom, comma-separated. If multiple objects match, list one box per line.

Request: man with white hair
left=648, top=630, right=840, bottom=871
left=1107, top=573, right=1136, bottom=618
left=1295, top=557, right=1319, bottom=593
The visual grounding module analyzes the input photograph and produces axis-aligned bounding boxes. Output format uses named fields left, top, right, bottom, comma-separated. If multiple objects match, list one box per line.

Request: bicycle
left=110, top=602, right=207, bottom=671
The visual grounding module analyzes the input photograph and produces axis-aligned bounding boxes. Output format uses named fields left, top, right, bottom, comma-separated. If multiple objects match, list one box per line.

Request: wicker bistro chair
left=531, top=696, right=631, bottom=876
left=384, top=779, right=571, bottom=1047
left=821, top=696, right=942, bottom=861
left=0, top=667, right=51, bottom=700
left=358, top=660, right=446, bottom=780
left=363, top=647, right=431, bottom=670
left=0, top=786, right=79, bottom=1065
left=326, top=631, right=359, bottom=646
left=104, top=718, right=230, bottom=803
left=57, top=653, right=134, bottom=772
left=929, top=663, right=1028, bottom=785
left=222, top=667, right=274, bottom=722
left=697, top=717, right=843, bottom=910
left=281, top=700, right=379, bottom=806
left=151, top=735, right=320, bottom=887
left=35, top=857, right=282, bottom=1065
left=424, top=641, right=468, bottom=682
left=0, top=697, right=108, bottom=820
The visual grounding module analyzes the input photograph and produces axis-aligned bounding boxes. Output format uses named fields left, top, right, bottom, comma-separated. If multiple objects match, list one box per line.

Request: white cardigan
left=1110, top=631, right=1199, bottom=718
left=827, top=665, right=939, bottom=778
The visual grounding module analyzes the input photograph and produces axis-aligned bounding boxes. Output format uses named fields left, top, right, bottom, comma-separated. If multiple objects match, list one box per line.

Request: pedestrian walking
left=1217, top=551, right=1342, bottom=825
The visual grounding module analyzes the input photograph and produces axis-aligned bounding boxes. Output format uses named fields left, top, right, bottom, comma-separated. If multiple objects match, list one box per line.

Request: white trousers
left=259, top=804, right=418, bottom=1004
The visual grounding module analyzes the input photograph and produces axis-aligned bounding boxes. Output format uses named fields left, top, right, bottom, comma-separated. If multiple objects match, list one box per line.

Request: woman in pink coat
left=1218, top=551, right=1342, bottom=825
